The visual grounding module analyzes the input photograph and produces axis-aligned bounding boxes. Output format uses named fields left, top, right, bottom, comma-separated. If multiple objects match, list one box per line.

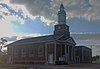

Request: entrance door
left=48, top=54, right=53, bottom=64
left=76, top=56, right=80, bottom=63
left=65, top=53, right=68, bottom=62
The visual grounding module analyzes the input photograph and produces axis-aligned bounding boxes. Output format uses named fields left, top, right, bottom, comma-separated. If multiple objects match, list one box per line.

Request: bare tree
left=0, top=38, right=7, bottom=64
left=0, top=38, right=7, bottom=51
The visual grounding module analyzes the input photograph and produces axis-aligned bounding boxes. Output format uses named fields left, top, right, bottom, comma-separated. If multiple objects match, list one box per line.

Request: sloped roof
left=55, top=34, right=76, bottom=45
left=6, top=35, right=59, bottom=46
left=65, top=37, right=76, bottom=45
left=57, top=37, right=76, bottom=46
left=6, top=34, right=76, bottom=46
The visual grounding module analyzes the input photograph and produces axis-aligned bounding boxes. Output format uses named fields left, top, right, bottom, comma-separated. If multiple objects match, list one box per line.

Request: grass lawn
left=92, top=60, right=100, bottom=63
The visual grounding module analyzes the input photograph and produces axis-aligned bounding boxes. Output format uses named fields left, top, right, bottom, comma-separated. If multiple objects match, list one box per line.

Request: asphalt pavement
left=38, top=63, right=100, bottom=69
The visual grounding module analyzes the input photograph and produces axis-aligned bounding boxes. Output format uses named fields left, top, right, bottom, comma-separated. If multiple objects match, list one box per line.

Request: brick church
left=7, top=4, right=76, bottom=65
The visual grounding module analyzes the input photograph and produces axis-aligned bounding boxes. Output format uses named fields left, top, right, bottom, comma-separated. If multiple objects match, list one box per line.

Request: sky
left=0, top=0, right=100, bottom=56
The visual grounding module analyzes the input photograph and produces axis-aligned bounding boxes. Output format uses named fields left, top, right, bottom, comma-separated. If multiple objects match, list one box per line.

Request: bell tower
left=54, top=4, right=70, bottom=37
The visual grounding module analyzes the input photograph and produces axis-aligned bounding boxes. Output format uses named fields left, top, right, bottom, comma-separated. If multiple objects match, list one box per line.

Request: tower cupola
left=58, top=4, right=66, bottom=24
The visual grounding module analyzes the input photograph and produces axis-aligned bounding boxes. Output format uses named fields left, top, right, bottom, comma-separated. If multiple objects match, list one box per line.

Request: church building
left=7, top=4, right=76, bottom=65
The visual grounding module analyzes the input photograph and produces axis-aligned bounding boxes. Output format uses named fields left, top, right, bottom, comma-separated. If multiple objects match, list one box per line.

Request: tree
left=92, top=55, right=100, bottom=61
left=92, top=56, right=96, bottom=61
left=0, top=38, right=7, bottom=64
left=0, top=38, right=7, bottom=51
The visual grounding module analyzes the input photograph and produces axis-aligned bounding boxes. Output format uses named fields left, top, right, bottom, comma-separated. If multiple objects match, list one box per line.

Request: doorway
left=48, top=54, right=53, bottom=64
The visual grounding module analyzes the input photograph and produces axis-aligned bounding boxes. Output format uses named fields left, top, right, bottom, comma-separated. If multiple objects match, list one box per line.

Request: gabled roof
left=55, top=34, right=76, bottom=45
left=57, top=37, right=76, bottom=46
left=6, top=35, right=59, bottom=46
left=6, top=34, right=76, bottom=47
left=65, top=37, right=76, bottom=45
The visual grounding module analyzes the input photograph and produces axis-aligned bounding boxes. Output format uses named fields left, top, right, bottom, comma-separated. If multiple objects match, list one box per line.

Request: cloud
left=8, top=0, right=100, bottom=24
left=1, top=33, right=46, bottom=42
left=92, top=45, right=100, bottom=56
left=71, top=33, right=100, bottom=40
left=0, top=2, right=27, bottom=24
left=71, top=33, right=100, bottom=45
left=0, top=0, right=50, bottom=40
left=3, top=36, right=17, bottom=41
left=9, top=0, right=55, bottom=25
left=0, top=1, right=32, bottom=38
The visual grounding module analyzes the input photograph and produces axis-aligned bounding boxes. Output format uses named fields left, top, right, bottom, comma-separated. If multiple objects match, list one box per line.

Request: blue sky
left=0, top=0, right=100, bottom=56
left=11, top=17, right=100, bottom=34
left=67, top=17, right=100, bottom=33
left=11, top=17, right=54, bottom=34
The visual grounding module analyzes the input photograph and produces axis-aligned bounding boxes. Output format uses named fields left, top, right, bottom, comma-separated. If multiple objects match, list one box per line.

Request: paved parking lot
left=0, top=63, right=100, bottom=69
left=38, top=63, right=100, bottom=69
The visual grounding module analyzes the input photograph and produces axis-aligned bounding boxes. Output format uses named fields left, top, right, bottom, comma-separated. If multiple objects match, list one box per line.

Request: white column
left=45, top=43, right=47, bottom=64
left=82, top=47, right=84, bottom=63
left=65, top=44, right=67, bottom=62
left=54, top=42, right=56, bottom=64
left=73, top=46, right=75, bottom=62
left=71, top=46, right=73, bottom=62
left=12, top=46, right=13, bottom=64
left=68, top=46, right=69, bottom=63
